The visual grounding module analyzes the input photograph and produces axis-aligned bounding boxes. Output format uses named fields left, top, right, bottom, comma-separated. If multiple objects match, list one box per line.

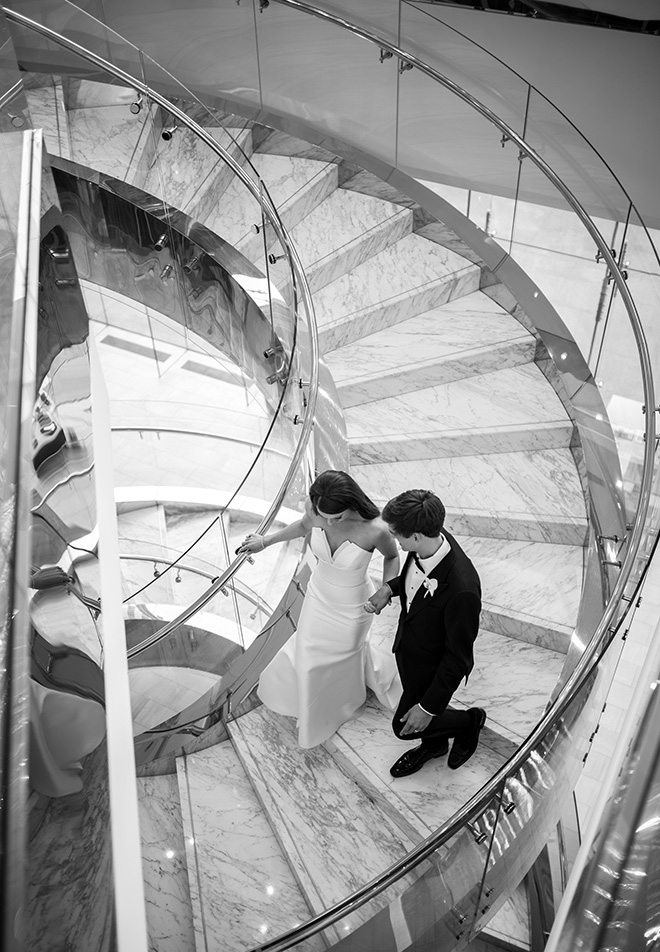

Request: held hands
left=400, top=704, right=433, bottom=735
left=236, top=533, right=266, bottom=555
left=364, top=584, right=392, bottom=614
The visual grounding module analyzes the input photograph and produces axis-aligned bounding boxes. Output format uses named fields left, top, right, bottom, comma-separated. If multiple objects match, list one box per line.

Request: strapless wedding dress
left=257, top=527, right=402, bottom=748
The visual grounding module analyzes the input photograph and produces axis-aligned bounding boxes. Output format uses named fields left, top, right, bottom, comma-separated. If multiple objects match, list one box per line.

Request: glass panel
left=255, top=3, right=398, bottom=168
left=400, top=2, right=531, bottom=139
left=397, top=56, right=522, bottom=233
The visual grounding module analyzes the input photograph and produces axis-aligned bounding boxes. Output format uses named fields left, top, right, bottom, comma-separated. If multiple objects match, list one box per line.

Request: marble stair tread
left=344, top=364, right=572, bottom=442
left=451, top=630, right=565, bottom=743
left=140, top=126, right=253, bottom=222
left=137, top=773, right=196, bottom=952
left=353, top=451, right=588, bottom=545
left=25, top=84, right=72, bottom=159
left=326, top=694, right=506, bottom=843
left=66, top=101, right=155, bottom=180
left=350, top=421, right=574, bottom=465
left=207, top=152, right=337, bottom=252
left=228, top=705, right=422, bottom=921
left=325, top=290, right=532, bottom=387
left=314, top=232, right=481, bottom=350
left=458, top=535, right=583, bottom=649
left=176, top=743, right=323, bottom=952
left=290, top=188, right=413, bottom=291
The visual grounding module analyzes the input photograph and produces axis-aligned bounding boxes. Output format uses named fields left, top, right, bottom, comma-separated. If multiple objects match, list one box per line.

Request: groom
left=366, top=489, right=485, bottom=777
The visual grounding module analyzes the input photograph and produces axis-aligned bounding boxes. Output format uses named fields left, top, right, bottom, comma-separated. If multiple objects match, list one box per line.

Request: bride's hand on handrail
left=236, top=534, right=267, bottom=555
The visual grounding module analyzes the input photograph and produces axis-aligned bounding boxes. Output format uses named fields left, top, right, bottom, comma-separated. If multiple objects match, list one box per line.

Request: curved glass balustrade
left=1, top=3, right=658, bottom=952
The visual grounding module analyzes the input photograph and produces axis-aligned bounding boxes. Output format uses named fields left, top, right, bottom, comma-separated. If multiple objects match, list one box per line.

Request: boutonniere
left=423, top=578, right=438, bottom=598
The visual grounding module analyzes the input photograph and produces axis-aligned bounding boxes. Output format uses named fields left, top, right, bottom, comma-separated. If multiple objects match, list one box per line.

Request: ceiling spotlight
left=259, top=0, right=269, bottom=9
left=8, top=113, right=25, bottom=128
left=130, top=93, right=143, bottom=114
left=161, top=123, right=178, bottom=141
left=153, top=233, right=169, bottom=251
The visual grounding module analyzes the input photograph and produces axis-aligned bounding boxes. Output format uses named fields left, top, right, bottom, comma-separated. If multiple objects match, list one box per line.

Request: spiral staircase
left=10, top=64, right=603, bottom=952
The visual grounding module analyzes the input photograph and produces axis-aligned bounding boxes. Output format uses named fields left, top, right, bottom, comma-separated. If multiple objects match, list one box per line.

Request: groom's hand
left=400, top=704, right=433, bottom=735
left=364, top=584, right=392, bottom=614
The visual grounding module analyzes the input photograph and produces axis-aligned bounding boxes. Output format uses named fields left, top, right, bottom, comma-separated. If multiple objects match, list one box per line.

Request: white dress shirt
left=404, top=534, right=451, bottom=607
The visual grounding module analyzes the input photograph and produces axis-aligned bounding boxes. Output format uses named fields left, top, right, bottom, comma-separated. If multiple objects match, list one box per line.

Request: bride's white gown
left=257, top=527, right=402, bottom=748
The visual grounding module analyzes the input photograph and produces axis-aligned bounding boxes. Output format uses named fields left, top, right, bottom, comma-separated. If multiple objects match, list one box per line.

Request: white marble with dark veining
left=313, top=230, right=478, bottom=330
left=353, top=449, right=588, bottom=545
left=344, top=363, right=571, bottom=440
left=320, top=267, right=482, bottom=353
left=137, top=773, right=196, bottom=952
left=350, top=420, right=574, bottom=465
left=67, top=104, right=153, bottom=180
left=229, top=706, right=421, bottom=931
left=326, top=289, right=530, bottom=386
left=25, top=85, right=71, bottom=158
left=293, top=186, right=411, bottom=272
left=176, top=743, right=324, bottom=952
left=306, top=205, right=413, bottom=294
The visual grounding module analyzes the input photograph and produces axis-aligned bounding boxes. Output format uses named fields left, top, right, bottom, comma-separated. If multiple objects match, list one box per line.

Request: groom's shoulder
left=445, top=531, right=481, bottom=591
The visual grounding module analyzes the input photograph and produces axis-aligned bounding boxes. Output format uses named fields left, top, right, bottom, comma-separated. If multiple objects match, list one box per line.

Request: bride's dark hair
left=309, top=470, right=380, bottom=520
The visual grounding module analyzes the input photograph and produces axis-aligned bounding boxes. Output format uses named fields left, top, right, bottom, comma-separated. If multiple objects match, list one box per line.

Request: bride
left=237, top=470, right=401, bottom=748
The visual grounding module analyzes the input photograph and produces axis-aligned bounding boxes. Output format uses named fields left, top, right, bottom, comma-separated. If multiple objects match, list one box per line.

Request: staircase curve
left=2, top=4, right=658, bottom=952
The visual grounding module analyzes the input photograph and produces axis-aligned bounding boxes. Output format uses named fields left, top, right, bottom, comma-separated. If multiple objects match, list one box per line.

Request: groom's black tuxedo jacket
left=389, top=531, right=481, bottom=716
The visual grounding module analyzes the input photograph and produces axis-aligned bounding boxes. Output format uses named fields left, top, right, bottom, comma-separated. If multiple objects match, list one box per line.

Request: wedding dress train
left=257, top=526, right=402, bottom=748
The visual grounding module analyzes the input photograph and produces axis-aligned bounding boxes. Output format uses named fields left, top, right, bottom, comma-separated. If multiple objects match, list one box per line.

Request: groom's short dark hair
left=382, top=490, right=445, bottom=537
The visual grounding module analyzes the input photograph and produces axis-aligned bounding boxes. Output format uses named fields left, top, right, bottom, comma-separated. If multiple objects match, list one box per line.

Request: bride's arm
left=374, top=525, right=400, bottom=584
left=237, top=499, right=315, bottom=554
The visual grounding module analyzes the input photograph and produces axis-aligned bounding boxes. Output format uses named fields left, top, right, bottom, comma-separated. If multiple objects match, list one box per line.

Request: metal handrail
left=112, top=424, right=290, bottom=457
left=2, top=6, right=320, bottom=651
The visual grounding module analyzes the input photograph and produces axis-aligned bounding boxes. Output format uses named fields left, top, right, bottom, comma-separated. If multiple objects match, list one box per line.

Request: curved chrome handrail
left=3, top=7, right=320, bottom=651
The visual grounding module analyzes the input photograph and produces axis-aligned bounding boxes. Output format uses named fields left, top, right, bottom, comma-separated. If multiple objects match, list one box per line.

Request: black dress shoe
left=448, top=708, right=486, bottom=770
left=390, top=742, right=449, bottom=778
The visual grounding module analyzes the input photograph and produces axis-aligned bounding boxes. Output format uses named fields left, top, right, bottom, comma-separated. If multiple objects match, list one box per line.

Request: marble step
left=138, top=125, right=255, bottom=224
left=314, top=232, right=482, bottom=352
left=326, top=290, right=535, bottom=405
left=176, top=743, right=323, bottom=952
left=137, top=773, right=196, bottom=952
left=288, top=187, right=413, bottom=293
left=459, top=536, right=583, bottom=653
left=66, top=94, right=157, bottom=183
left=228, top=705, right=423, bottom=934
left=25, top=82, right=72, bottom=159
left=205, top=152, right=338, bottom=256
left=345, top=364, right=574, bottom=464
left=323, top=692, right=530, bottom=950
left=353, top=450, right=588, bottom=546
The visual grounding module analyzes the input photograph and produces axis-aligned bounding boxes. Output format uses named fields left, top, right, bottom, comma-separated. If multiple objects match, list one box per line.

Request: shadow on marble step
left=320, top=266, right=482, bottom=353
left=444, top=511, right=588, bottom=547
left=349, top=421, right=575, bottom=465
left=228, top=705, right=425, bottom=938
left=337, top=336, right=537, bottom=407
left=480, top=604, right=572, bottom=654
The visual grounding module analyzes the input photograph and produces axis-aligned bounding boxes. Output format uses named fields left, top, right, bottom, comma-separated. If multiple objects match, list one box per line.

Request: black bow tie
left=413, top=553, right=424, bottom=571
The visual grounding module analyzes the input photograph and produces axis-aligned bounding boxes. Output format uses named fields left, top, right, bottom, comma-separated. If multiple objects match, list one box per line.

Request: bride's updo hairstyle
left=309, top=470, right=380, bottom=520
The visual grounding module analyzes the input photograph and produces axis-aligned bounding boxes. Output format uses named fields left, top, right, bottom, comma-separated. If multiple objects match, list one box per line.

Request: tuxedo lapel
left=405, top=548, right=455, bottom=621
